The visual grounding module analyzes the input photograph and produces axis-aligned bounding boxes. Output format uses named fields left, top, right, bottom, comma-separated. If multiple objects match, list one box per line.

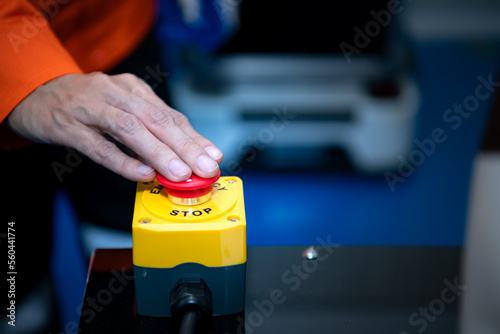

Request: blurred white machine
left=167, top=0, right=420, bottom=172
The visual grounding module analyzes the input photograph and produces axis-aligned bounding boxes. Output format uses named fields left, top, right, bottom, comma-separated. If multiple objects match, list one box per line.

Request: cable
left=170, top=278, right=213, bottom=334
left=179, top=310, right=198, bottom=334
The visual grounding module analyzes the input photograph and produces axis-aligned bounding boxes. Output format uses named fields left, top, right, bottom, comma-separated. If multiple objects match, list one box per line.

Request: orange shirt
left=0, top=0, right=154, bottom=149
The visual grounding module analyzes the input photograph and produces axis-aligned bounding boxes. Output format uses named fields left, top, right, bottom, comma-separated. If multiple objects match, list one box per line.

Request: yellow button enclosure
left=132, top=177, right=246, bottom=269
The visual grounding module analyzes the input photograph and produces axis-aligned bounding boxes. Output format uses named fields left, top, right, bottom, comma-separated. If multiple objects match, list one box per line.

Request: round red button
left=156, top=170, right=221, bottom=198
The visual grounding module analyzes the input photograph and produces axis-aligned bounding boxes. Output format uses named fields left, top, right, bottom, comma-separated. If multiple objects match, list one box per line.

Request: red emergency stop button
left=156, top=170, right=221, bottom=206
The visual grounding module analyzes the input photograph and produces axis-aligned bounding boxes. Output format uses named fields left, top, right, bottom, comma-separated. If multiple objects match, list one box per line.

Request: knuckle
left=190, top=133, right=207, bottom=144
left=121, top=93, right=141, bottom=108
left=118, top=73, right=144, bottom=86
left=176, top=138, right=199, bottom=156
left=147, top=142, right=168, bottom=161
left=116, top=113, right=142, bottom=136
left=130, top=86, right=149, bottom=99
left=88, top=72, right=109, bottom=85
left=148, top=106, right=174, bottom=127
left=118, top=73, right=137, bottom=81
left=93, top=140, right=115, bottom=162
left=172, top=111, right=190, bottom=127
left=95, top=106, right=112, bottom=131
left=116, top=73, right=148, bottom=88
left=117, top=154, right=134, bottom=173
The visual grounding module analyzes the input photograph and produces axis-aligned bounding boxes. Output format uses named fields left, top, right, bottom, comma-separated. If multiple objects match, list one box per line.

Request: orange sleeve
left=0, top=1, right=83, bottom=123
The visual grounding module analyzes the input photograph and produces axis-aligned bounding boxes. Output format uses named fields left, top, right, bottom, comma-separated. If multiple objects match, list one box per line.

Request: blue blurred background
left=242, top=41, right=499, bottom=246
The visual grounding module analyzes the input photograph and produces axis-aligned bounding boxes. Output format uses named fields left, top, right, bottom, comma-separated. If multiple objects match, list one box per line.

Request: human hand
left=7, top=72, right=223, bottom=182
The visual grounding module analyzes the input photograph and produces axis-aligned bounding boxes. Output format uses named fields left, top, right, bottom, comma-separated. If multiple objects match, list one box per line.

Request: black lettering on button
left=213, top=182, right=227, bottom=191
left=150, top=185, right=164, bottom=194
left=171, top=208, right=212, bottom=217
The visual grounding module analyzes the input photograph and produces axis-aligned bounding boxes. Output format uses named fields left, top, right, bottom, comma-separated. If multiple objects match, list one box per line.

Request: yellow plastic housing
left=132, top=176, right=246, bottom=268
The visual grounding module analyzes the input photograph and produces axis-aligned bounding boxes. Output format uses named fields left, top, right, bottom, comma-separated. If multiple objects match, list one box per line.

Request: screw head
left=229, top=218, right=239, bottom=222
left=228, top=180, right=235, bottom=184
left=143, top=181, right=153, bottom=185
left=303, top=246, right=318, bottom=260
left=139, top=219, right=151, bottom=224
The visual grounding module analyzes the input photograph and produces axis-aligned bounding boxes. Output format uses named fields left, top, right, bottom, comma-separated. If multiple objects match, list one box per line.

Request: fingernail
left=168, top=159, right=191, bottom=177
left=138, top=164, right=155, bottom=176
left=204, top=146, right=223, bottom=160
left=196, top=155, right=219, bottom=173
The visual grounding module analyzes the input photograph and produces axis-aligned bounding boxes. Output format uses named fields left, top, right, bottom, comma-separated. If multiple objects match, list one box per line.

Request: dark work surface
left=79, top=247, right=461, bottom=334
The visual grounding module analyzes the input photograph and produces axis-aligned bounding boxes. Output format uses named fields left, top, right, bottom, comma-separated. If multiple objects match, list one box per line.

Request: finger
left=76, top=87, right=196, bottom=181
left=133, top=99, right=223, bottom=164
left=119, top=97, right=220, bottom=179
left=110, top=73, right=223, bottom=162
left=95, top=105, right=198, bottom=181
left=69, top=125, right=157, bottom=182
left=169, top=109, right=223, bottom=163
